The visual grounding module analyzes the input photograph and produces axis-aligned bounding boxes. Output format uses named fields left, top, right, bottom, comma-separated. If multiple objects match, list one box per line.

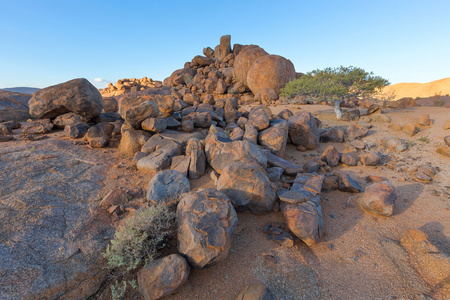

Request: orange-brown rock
left=138, top=254, right=190, bottom=300
left=360, top=151, right=381, bottom=166
left=119, top=124, right=150, bottom=156
left=402, top=122, right=419, bottom=136
left=233, top=45, right=268, bottom=86
left=217, top=159, right=276, bottom=214
left=177, top=188, right=237, bottom=269
left=416, top=114, right=431, bottom=126
left=281, top=197, right=323, bottom=246
left=248, top=108, right=270, bottom=131
left=288, top=112, right=319, bottom=149
left=321, top=145, right=340, bottom=167
left=246, top=55, right=295, bottom=95
left=400, top=230, right=450, bottom=298
left=254, top=88, right=278, bottom=105
left=436, top=146, right=450, bottom=157
left=258, top=119, right=288, bottom=157
left=359, top=181, right=396, bottom=216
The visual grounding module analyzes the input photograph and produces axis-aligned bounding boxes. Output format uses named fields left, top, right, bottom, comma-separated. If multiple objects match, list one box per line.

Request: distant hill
left=1, top=87, right=40, bottom=94
left=380, top=77, right=450, bottom=100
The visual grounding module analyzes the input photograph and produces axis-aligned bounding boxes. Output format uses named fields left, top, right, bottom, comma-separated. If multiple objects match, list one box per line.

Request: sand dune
left=380, top=77, right=450, bottom=100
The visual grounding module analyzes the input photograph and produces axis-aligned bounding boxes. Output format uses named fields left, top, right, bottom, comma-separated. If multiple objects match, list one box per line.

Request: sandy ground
left=3, top=104, right=448, bottom=299
left=164, top=104, right=450, bottom=300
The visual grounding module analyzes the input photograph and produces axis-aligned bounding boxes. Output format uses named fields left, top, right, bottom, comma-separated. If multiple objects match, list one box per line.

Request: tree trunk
left=334, top=98, right=343, bottom=119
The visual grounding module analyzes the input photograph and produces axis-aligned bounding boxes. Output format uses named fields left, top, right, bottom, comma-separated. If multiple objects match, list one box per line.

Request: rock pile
left=100, top=76, right=163, bottom=97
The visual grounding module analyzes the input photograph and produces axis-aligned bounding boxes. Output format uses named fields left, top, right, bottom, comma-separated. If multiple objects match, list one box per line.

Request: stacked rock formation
left=100, top=76, right=163, bottom=97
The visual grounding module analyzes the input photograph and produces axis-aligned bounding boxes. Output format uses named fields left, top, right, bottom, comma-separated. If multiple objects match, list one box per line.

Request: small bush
left=103, top=204, right=175, bottom=271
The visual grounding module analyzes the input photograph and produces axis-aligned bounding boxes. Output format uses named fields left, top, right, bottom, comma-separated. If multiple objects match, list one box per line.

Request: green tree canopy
left=280, top=66, right=390, bottom=101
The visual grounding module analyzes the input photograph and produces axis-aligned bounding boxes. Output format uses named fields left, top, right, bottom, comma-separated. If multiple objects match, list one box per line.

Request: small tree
left=280, top=66, right=390, bottom=119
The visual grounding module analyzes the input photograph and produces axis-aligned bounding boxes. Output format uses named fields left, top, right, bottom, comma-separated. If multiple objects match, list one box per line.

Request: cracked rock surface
left=0, top=139, right=114, bottom=299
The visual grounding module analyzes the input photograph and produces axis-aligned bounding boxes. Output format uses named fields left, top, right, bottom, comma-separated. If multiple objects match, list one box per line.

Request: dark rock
left=267, top=167, right=284, bottom=182
left=205, top=132, right=267, bottom=174
left=341, top=109, right=360, bottom=121
left=92, top=112, right=123, bottom=124
left=288, top=112, right=319, bottom=149
left=22, top=119, right=54, bottom=134
left=340, top=153, right=357, bottom=166
left=170, top=155, right=190, bottom=177
left=264, top=150, right=303, bottom=176
left=320, top=127, right=345, bottom=143
left=137, top=142, right=182, bottom=172
left=177, top=188, right=237, bottom=269
left=338, top=173, right=362, bottom=193
left=147, top=170, right=190, bottom=207
left=367, top=104, right=380, bottom=115
left=138, top=254, right=190, bottom=300
left=258, top=119, right=288, bottom=158
left=85, top=122, right=114, bottom=148
left=345, top=124, right=369, bottom=142
left=142, top=117, right=167, bottom=133
left=122, top=101, right=159, bottom=129
left=217, top=159, right=276, bottom=214
left=64, top=122, right=90, bottom=139
left=321, top=145, right=340, bottom=167
left=52, top=112, right=87, bottom=129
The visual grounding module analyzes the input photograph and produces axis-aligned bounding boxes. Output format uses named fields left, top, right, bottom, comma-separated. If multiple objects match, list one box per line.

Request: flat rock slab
left=0, top=139, right=113, bottom=299
left=159, top=130, right=207, bottom=145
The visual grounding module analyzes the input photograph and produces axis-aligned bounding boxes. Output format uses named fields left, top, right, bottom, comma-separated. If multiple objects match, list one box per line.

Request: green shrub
left=103, top=204, right=175, bottom=271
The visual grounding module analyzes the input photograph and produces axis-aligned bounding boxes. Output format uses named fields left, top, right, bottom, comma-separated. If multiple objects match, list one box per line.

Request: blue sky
left=1, top=0, right=449, bottom=89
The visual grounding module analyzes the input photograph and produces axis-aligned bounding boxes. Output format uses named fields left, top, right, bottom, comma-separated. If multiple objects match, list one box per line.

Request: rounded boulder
left=246, top=55, right=295, bottom=95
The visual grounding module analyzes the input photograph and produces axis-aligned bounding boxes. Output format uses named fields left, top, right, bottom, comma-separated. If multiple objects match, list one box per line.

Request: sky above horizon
left=1, top=0, right=449, bottom=89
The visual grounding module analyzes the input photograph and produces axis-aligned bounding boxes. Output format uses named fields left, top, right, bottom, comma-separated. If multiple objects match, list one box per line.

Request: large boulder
left=217, top=159, right=276, bottom=214
left=137, top=254, right=190, bottom=300
left=233, top=45, right=268, bottom=86
left=246, top=55, right=295, bottom=95
left=204, top=131, right=267, bottom=174
left=29, top=78, right=103, bottom=119
left=288, top=112, right=319, bottom=149
left=177, top=188, right=238, bottom=269
left=147, top=170, right=190, bottom=207
left=0, top=90, right=32, bottom=122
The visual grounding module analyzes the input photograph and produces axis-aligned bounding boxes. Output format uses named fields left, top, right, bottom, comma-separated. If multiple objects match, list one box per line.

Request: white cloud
left=93, top=78, right=111, bottom=83
left=92, top=78, right=112, bottom=89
